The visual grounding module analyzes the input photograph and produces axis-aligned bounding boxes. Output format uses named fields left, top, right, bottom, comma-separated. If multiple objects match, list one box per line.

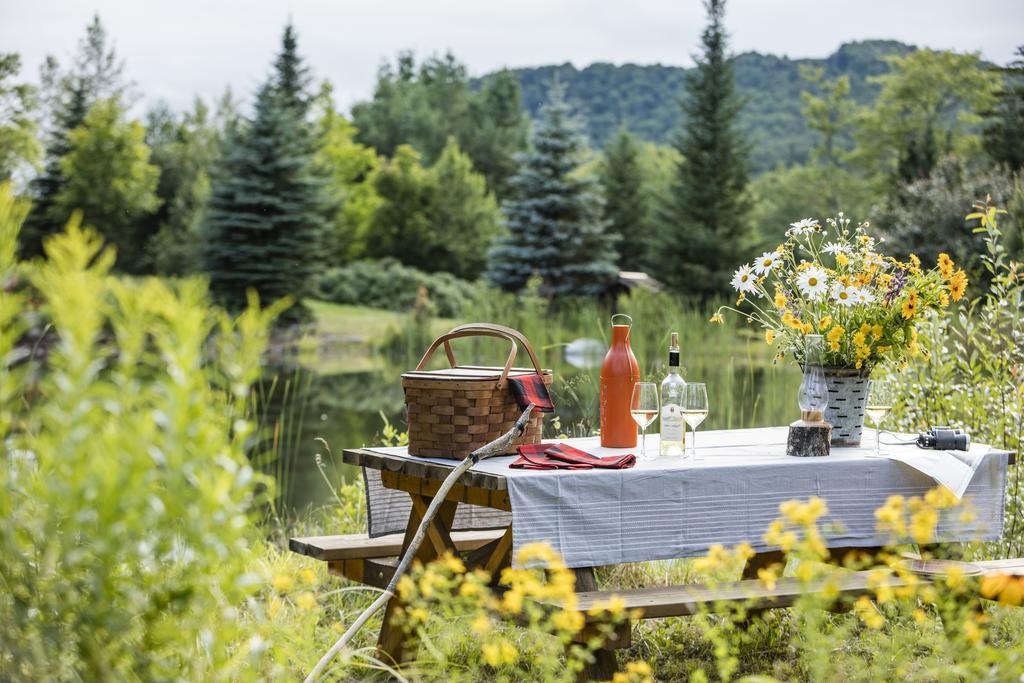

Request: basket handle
left=414, top=323, right=544, bottom=389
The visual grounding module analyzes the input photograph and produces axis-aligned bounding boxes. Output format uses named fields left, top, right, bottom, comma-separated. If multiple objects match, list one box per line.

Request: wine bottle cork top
left=670, top=332, right=679, bottom=347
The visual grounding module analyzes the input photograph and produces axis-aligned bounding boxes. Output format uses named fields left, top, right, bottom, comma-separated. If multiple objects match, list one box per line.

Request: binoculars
left=917, top=426, right=971, bottom=451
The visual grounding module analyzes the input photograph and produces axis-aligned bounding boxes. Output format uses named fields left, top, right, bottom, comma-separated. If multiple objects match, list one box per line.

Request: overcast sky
left=2, top=0, right=1022, bottom=114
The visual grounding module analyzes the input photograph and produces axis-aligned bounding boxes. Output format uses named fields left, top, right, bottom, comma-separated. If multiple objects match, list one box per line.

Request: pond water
left=262, top=327, right=803, bottom=510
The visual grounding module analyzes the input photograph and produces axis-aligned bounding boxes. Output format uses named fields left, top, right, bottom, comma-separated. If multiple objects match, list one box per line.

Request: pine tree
left=486, top=83, right=618, bottom=299
left=657, top=0, right=750, bottom=298
left=20, top=15, right=125, bottom=258
left=202, top=24, right=328, bottom=324
left=599, top=127, right=650, bottom=272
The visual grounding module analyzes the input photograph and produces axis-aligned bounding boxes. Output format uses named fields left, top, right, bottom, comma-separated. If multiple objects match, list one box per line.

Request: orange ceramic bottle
left=600, top=314, right=640, bottom=447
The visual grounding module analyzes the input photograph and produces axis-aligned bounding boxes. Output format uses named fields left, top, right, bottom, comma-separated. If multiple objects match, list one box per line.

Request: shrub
left=315, top=258, right=481, bottom=318
left=0, top=184, right=284, bottom=680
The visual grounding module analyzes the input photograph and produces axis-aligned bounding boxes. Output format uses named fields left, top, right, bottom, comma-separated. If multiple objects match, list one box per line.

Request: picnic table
left=291, top=427, right=1015, bottom=681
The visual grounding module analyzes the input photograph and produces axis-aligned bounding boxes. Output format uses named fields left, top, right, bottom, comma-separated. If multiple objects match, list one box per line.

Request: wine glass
left=683, top=383, right=709, bottom=460
left=865, top=378, right=894, bottom=457
left=630, top=382, right=659, bottom=460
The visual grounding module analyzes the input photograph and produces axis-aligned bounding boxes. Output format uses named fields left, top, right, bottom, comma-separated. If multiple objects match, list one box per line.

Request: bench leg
left=376, top=493, right=459, bottom=667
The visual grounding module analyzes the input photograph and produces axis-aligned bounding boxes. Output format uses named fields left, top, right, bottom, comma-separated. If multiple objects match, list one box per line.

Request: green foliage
left=202, top=24, right=329, bottom=324
left=145, top=98, right=223, bottom=276
left=599, top=127, right=651, bottom=272
left=800, top=66, right=857, bottom=171
left=352, top=53, right=527, bottom=197
left=656, top=0, right=751, bottom=298
left=312, top=83, right=380, bottom=263
left=983, top=46, right=1024, bottom=171
left=366, top=140, right=501, bottom=280
left=0, top=53, right=42, bottom=183
left=426, top=137, right=502, bottom=279
left=55, top=97, right=161, bottom=272
left=497, top=40, right=915, bottom=173
left=0, top=184, right=287, bottom=679
left=891, top=200, right=1024, bottom=558
left=487, top=83, right=618, bottom=298
left=855, top=49, right=1001, bottom=186
left=315, top=258, right=480, bottom=318
left=20, top=14, right=126, bottom=258
left=883, top=156, right=1024, bottom=277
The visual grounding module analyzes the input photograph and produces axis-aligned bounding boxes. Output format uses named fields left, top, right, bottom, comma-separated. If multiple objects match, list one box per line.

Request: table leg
left=376, top=492, right=459, bottom=667
left=571, top=567, right=619, bottom=683
left=742, top=550, right=785, bottom=580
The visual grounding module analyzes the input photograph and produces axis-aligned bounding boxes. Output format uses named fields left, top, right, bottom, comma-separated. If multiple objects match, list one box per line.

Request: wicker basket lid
left=401, top=365, right=552, bottom=383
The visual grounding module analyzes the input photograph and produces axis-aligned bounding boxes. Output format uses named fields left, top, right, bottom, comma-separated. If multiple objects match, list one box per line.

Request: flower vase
left=822, top=367, right=870, bottom=446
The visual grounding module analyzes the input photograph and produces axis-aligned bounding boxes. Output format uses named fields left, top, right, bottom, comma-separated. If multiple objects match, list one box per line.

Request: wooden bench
left=549, top=556, right=1024, bottom=650
left=290, top=528, right=508, bottom=588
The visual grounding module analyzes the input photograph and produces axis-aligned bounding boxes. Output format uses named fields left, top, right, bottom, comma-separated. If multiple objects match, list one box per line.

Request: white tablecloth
left=363, top=427, right=1008, bottom=569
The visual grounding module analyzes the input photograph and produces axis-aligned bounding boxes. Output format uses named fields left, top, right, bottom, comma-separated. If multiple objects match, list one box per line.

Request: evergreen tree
left=983, top=46, right=1024, bottom=171
left=657, top=0, right=750, bottom=298
left=464, top=69, right=530, bottom=198
left=20, top=15, right=126, bottom=257
left=599, top=127, right=650, bottom=272
left=486, top=84, right=618, bottom=299
left=54, top=97, right=160, bottom=272
left=202, top=24, right=328, bottom=324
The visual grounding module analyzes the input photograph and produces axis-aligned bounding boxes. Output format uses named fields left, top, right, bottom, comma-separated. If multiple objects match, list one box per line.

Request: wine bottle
left=660, top=332, right=686, bottom=456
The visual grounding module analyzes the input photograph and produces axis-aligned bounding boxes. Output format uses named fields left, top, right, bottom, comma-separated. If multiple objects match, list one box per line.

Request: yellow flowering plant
left=712, top=214, right=968, bottom=371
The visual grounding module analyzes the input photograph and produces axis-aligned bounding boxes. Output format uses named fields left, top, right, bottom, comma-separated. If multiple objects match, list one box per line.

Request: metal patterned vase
left=822, top=367, right=870, bottom=446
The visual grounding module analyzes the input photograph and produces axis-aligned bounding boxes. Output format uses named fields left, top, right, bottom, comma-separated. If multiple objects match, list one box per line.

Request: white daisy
left=753, top=250, right=782, bottom=275
left=831, top=283, right=858, bottom=307
left=822, top=242, right=848, bottom=255
left=788, top=218, right=819, bottom=235
left=851, top=287, right=876, bottom=305
left=795, top=266, right=829, bottom=300
left=730, top=264, right=758, bottom=294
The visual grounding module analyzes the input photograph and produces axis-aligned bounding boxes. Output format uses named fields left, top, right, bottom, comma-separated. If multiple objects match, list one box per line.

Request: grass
left=307, top=299, right=457, bottom=343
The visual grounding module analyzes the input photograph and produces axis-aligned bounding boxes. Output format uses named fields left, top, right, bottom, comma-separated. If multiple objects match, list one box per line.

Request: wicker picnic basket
left=402, top=323, right=552, bottom=459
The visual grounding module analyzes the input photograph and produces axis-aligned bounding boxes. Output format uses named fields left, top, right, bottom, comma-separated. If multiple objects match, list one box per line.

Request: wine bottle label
left=661, top=404, right=684, bottom=440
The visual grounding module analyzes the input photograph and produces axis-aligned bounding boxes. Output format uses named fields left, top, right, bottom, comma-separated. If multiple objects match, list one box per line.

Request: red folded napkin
left=508, top=374, right=554, bottom=413
left=510, top=443, right=636, bottom=470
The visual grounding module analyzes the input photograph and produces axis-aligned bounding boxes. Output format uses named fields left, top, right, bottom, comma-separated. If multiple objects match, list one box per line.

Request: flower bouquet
left=712, top=214, right=968, bottom=443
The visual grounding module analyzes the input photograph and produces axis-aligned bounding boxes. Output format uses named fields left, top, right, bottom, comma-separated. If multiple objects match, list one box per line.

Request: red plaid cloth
left=508, top=374, right=554, bottom=413
left=510, top=443, right=636, bottom=470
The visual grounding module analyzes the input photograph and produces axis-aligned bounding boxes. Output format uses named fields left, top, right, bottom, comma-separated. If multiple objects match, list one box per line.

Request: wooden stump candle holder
left=787, top=411, right=832, bottom=457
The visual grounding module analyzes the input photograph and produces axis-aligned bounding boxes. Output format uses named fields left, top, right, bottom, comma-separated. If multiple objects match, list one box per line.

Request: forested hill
left=481, top=40, right=915, bottom=173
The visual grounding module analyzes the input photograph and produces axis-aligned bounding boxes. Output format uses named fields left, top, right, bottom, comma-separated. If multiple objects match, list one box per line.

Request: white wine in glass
left=683, top=383, right=708, bottom=460
left=630, top=382, right=659, bottom=460
left=866, top=378, right=894, bottom=457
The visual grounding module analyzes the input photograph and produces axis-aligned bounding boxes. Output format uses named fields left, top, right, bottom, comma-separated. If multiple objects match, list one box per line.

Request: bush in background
left=315, top=257, right=481, bottom=318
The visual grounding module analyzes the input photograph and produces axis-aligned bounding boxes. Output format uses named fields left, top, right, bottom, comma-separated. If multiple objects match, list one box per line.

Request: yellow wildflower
left=765, top=329, right=776, bottom=344
left=397, top=575, right=416, bottom=600
left=871, top=324, right=883, bottom=341
left=901, top=296, right=918, bottom=319
left=913, top=608, right=927, bottom=624
left=552, top=609, right=584, bottom=633
left=471, top=614, right=492, bottom=634
left=855, top=595, right=884, bottom=629
left=758, top=565, right=780, bottom=590
left=801, top=322, right=813, bottom=334
left=949, top=269, right=968, bottom=301
left=710, top=313, right=724, bottom=324
left=272, top=574, right=294, bottom=593
left=300, top=568, right=317, bottom=585
left=852, top=330, right=867, bottom=347
left=939, top=290, right=950, bottom=306
left=482, top=639, right=517, bottom=667
left=836, top=252, right=849, bottom=267
left=774, top=289, right=787, bottom=309
left=937, top=252, right=954, bottom=279
left=295, top=591, right=317, bottom=610
left=963, top=619, right=984, bottom=644
left=826, top=325, right=844, bottom=343
left=442, top=552, right=466, bottom=574
left=408, top=606, right=430, bottom=624
left=818, top=315, right=832, bottom=331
